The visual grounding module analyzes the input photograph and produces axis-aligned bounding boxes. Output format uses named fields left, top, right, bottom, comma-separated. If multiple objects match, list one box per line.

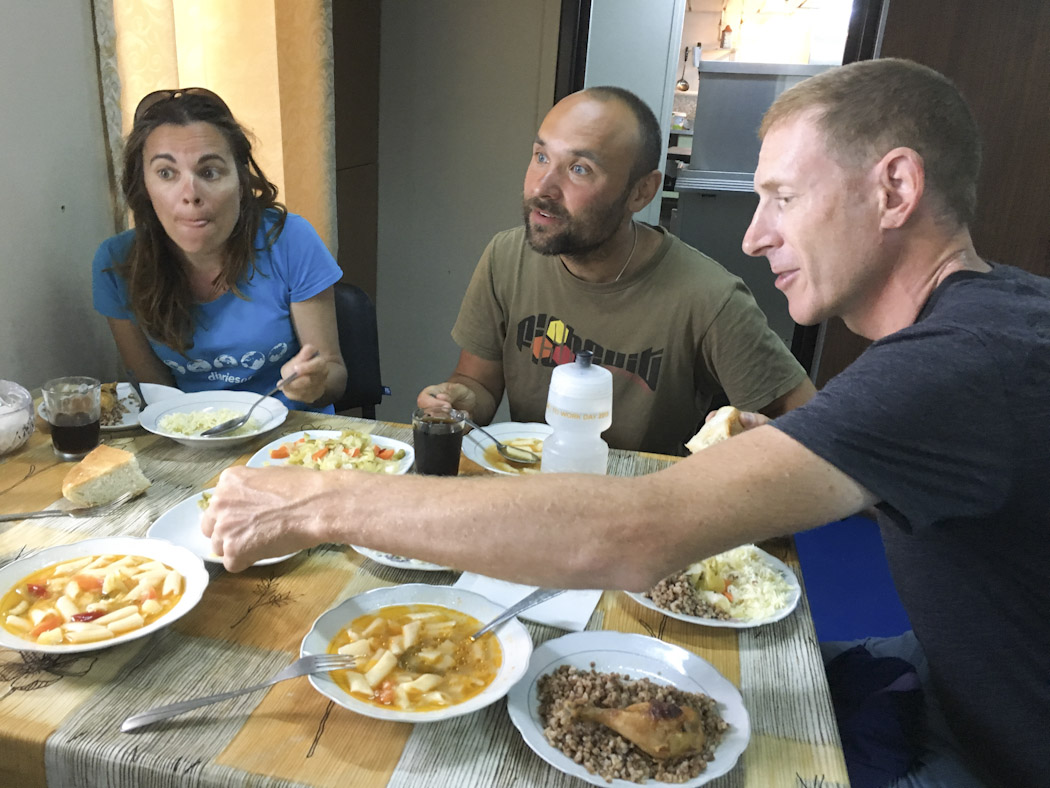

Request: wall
left=375, top=0, right=560, bottom=421
left=583, top=0, right=686, bottom=228
left=0, top=2, right=118, bottom=391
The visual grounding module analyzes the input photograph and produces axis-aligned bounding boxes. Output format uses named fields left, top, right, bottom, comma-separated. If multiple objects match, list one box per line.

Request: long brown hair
left=115, top=91, right=287, bottom=354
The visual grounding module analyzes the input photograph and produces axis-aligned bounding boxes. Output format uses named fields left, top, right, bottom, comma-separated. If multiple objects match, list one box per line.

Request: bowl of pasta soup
left=0, top=536, right=208, bottom=653
left=300, top=583, right=533, bottom=722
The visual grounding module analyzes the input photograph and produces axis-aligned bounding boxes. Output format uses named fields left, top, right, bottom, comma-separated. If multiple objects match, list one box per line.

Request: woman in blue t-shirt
left=92, top=88, right=347, bottom=411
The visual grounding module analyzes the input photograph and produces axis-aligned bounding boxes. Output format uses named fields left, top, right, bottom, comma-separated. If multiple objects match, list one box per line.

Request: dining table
left=0, top=408, right=849, bottom=788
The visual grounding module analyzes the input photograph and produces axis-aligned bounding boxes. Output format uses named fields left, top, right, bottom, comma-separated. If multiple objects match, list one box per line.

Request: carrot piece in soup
left=30, top=613, right=62, bottom=638
left=75, top=574, right=104, bottom=592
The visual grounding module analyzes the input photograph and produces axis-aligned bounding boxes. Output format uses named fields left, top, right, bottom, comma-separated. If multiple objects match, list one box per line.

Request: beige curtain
left=91, top=0, right=337, bottom=255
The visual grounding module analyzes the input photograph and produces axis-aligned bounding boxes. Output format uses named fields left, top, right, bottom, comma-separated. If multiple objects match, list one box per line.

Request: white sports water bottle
left=542, top=350, right=612, bottom=475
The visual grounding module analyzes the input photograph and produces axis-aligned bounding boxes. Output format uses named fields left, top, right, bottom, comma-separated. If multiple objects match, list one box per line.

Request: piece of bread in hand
left=62, top=445, right=151, bottom=507
left=685, top=406, right=744, bottom=453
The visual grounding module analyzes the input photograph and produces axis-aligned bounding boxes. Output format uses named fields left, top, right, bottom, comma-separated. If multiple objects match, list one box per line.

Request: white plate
left=0, top=536, right=208, bottom=654
left=300, top=584, right=533, bottom=722
left=245, top=430, right=414, bottom=475
left=350, top=545, right=449, bottom=572
left=147, top=489, right=299, bottom=567
left=506, top=631, right=750, bottom=787
left=37, top=382, right=181, bottom=431
left=626, top=546, right=801, bottom=629
left=461, top=421, right=552, bottom=475
left=138, top=390, right=287, bottom=449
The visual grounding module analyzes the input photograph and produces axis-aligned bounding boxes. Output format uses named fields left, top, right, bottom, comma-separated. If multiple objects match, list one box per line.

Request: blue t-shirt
left=92, top=212, right=341, bottom=411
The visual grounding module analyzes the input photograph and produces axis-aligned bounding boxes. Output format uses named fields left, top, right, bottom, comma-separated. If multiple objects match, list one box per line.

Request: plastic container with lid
left=0, top=380, right=35, bottom=456
left=541, top=351, right=612, bottom=475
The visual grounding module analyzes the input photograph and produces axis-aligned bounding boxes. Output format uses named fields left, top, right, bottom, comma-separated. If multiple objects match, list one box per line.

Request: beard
left=522, top=191, right=630, bottom=258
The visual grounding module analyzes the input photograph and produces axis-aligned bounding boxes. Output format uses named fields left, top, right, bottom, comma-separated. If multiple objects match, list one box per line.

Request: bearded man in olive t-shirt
left=417, top=86, right=814, bottom=455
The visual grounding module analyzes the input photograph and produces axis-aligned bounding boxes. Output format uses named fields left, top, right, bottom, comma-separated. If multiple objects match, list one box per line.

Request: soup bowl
left=300, top=583, right=533, bottom=722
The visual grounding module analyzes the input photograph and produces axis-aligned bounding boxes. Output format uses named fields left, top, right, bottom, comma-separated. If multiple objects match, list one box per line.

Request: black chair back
left=331, top=281, right=385, bottom=418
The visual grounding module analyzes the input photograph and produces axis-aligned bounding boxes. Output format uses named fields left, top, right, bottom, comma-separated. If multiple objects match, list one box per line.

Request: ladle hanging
left=676, top=46, right=690, bottom=91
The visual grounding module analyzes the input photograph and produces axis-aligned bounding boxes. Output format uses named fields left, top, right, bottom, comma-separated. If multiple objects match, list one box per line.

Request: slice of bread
left=62, top=444, right=151, bottom=507
left=685, top=406, right=744, bottom=453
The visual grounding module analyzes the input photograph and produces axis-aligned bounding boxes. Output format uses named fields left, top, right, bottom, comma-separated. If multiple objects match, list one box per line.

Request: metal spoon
left=462, top=417, right=541, bottom=465
left=200, top=371, right=303, bottom=437
left=470, top=588, right=566, bottom=640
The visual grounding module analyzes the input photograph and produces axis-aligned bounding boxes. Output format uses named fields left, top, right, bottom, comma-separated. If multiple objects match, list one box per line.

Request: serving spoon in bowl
left=462, top=417, right=541, bottom=465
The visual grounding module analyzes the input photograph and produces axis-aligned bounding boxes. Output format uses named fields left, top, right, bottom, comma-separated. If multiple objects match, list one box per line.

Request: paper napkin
left=453, top=572, right=603, bottom=631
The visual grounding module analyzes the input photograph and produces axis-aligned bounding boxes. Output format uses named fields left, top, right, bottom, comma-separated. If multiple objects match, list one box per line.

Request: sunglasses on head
left=133, top=87, right=232, bottom=123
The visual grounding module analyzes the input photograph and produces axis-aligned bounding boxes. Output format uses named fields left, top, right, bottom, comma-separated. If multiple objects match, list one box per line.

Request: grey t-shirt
left=774, top=264, right=1050, bottom=788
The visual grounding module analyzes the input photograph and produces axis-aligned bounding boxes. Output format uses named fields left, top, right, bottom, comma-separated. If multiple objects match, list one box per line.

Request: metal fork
left=121, top=653, right=357, bottom=732
left=0, top=491, right=141, bottom=523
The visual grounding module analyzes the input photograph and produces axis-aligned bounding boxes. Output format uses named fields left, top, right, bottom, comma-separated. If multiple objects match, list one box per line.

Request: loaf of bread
left=685, top=406, right=744, bottom=454
left=61, top=445, right=151, bottom=507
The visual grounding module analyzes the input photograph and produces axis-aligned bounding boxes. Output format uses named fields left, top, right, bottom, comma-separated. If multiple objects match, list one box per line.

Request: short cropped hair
left=584, top=86, right=662, bottom=186
left=761, top=58, right=981, bottom=226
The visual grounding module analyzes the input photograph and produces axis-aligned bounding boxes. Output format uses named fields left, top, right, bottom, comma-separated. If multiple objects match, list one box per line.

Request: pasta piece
left=141, top=599, right=163, bottom=616
left=134, top=570, right=168, bottom=589
left=363, top=618, right=386, bottom=637
left=94, top=605, right=137, bottom=625
left=55, top=596, right=79, bottom=622
left=106, top=612, right=145, bottom=634
left=8, top=600, right=28, bottom=617
left=337, top=640, right=372, bottom=659
left=404, top=674, right=442, bottom=693
left=402, top=620, right=421, bottom=649
left=5, top=615, right=31, bottom=632
left=420, top=691, right=450, bottom=706
left=102, top=570, right=128, bottom=596
left=343, top=671, right=372, bottom=694
left=364, top=650, right=398, bottom=687
left=65, top=624, right=116, bottom=644
left=37, top=627, right=63, bottom=646
left=52, top=557, right=92, bottom=577
left=133, top=561, right=168, bottom=574
left=161, top=570, right=182, bottom=597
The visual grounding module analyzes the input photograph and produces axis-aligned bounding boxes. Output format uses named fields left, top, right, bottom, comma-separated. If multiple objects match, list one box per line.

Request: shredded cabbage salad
left=683, top=544, right=793, bottom=620
left=267, top=430, right=405, bottom=473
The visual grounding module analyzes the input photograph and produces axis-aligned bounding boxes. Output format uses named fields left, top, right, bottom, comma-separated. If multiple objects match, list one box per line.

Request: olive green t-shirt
left=451, top=225, right=807, bottom=455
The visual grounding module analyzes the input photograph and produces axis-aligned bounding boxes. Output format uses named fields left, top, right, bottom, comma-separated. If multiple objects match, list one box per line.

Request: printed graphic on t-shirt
left=515, top=314, right=663, bottom=392
left=163, top=343, right=292, bottom=386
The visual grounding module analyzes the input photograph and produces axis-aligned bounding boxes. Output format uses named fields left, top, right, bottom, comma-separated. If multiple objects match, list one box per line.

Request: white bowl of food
left=460, top=421, right=551, bottom=475
left=139, top=390, right=287, bottom=449
left=626, top=544, right=801, bottom=629
left=507, top=631, right=750, bottom=787
left=0, top=536, right=208, bottom=653
left=300, top=583, right=533, bottom=722
left=247, top=429, right=414, bottom=475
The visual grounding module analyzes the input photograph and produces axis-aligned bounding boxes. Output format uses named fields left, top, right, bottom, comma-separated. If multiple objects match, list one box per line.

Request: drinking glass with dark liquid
left=41, top=376, right=101, bottom=461
left=412, top=407, right=467, bottom=476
